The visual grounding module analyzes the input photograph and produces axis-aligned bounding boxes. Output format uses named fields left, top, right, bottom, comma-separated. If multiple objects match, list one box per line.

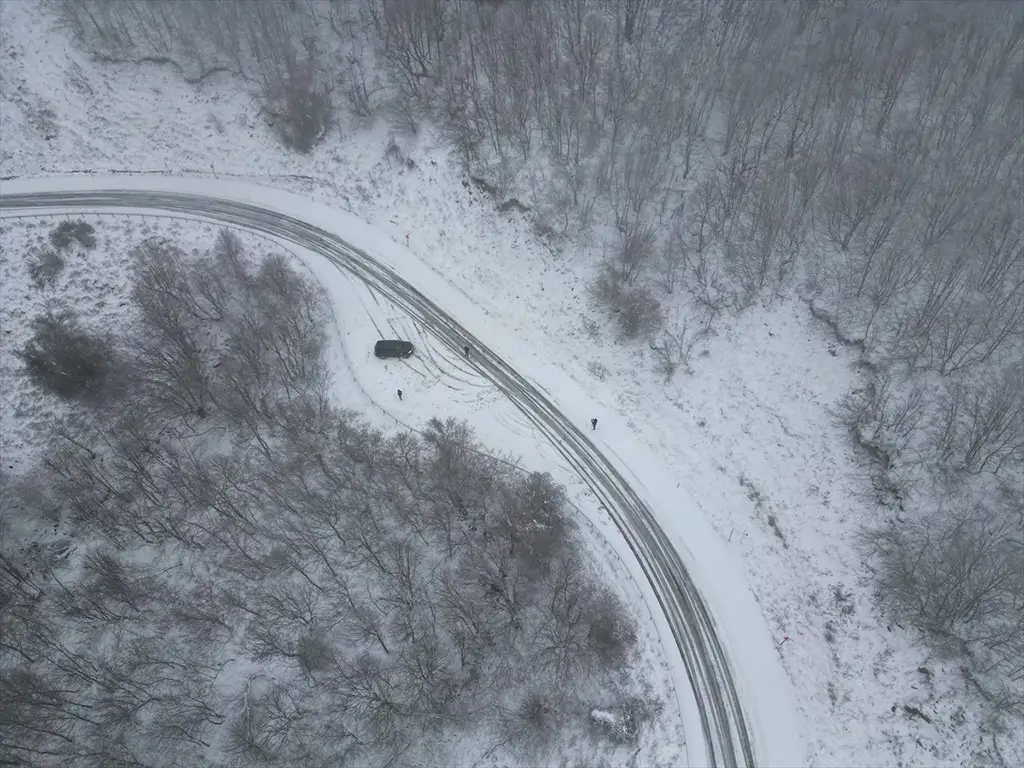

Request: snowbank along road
left=1, top=186, right=755, bottom=768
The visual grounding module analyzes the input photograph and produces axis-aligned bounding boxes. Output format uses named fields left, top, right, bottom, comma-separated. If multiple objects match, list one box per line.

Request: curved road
left=0, top=188, right=755, bottom=768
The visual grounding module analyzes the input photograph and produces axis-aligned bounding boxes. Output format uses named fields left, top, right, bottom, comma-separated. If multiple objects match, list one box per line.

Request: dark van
left=374, top=339, right=414, bottom=359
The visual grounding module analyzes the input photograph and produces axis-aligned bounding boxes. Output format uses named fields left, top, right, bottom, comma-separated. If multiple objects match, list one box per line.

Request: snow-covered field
left=2, top=1, right=1019, bottom=766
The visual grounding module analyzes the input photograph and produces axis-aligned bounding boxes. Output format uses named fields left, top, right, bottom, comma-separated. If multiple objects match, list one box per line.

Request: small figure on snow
left=591, top=418, right=598, bottom=431
left=397, top=389, right=403, bottom=401
left=464, top=345, right=471, bottom=358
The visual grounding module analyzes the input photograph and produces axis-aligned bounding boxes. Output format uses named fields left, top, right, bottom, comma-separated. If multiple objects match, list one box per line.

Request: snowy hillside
left=2, top=1, right=1021, bottom=767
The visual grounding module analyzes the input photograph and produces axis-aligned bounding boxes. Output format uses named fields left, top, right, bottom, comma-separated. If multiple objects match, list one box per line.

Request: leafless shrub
left=587, top=360, right=609, bottom=380
left=767, top=514, right=788, bottom=547
left=617, top=285, right=663, bottom=341
left=586, top=587, right=638, bottom=671
left=49, top=220, right=96, bottom=251
left=264, top=64, right=333, bottom=154
left=24, top=100, right=60, bottom=141
left=16, top=309, right=120, bottom=404
left=27, top=247, right=66, bottom=289
left=832, top=584, right=856, bottom=617
left=590, top=696, right=661, bottom=745
left=384, top=133, right=404, bottom=165
left=823, top=620, right=838, bottom=645
left=650, top=318, right=710, bottom=381
left=501, top=690, right=564, bottom=755
left=590, top=265, right=663, bottom=341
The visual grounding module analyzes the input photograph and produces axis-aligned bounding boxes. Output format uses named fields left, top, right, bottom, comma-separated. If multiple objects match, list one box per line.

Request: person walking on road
left=464, top=345, right=471, bottom=358
left=397, top=389, right=403, bottom=401
left=591, top=417, right=598, bottom=431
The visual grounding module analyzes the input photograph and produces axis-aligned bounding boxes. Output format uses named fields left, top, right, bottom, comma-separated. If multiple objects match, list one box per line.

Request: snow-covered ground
left=0, top=211, right=688, bottom=767
left=2, top=1, right=1019, bottom=766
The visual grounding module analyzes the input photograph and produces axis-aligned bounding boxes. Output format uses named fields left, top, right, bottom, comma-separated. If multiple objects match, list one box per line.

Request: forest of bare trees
left=2, top=228, right=645, bottom=766
left=26, top=0, right=1024, bottom=738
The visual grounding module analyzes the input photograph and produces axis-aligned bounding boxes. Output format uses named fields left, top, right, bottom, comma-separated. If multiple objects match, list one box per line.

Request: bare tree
left=225, top=677, right=335, bottom=767
left=532, top=550, right=593, bottom=681
left=725, top=160, right=807, bottom=300
left=530, top=549, right=635, bottom=682
left=860, top=7, right=920, bottom=137
left=861, top=504, right=1023, bottom=656
left=822, top=152, right=894, bottom=253
left=840, top=370, right=928, bottom=466
left=130, top=241, right=220, bottom=419
left=131, top=317, right=215, bottom=421
left=972, top=201, right=1022, bottom=296
left=366, top=0, right=450, bottom=103
left=653, top=217, right=687, bottom=295
left=617, top=0, right=657, bottom=45
left=933, top=366, right=1024, bottom=475
left=341, top=654, right=407, bottom=745
left=397, top=626, right=464, bottom=724
left=782, top=52, right=828, bottom=159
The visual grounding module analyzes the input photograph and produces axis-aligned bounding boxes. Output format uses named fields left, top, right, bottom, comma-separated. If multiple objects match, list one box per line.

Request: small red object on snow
left=778, top=636, right=790, bottom=647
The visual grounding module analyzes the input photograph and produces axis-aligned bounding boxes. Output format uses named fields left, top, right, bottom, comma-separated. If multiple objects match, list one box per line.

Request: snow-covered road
left=1, top=176, right=804, bottom=768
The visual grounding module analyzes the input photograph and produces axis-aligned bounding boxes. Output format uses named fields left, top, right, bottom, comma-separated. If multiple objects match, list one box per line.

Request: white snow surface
left=3, top=1, right=1018, bottom=763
